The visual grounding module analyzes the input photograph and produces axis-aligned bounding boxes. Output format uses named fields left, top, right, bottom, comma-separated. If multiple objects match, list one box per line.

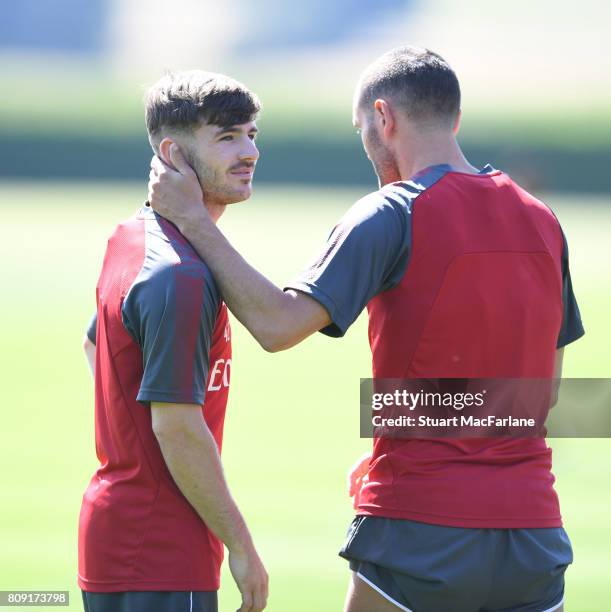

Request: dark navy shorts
left=81, top=590, right=218, bottom=612
left=340, top=516, right=572, bottom=612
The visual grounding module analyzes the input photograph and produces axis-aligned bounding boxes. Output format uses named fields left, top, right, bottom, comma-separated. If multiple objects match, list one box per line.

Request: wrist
left=226, top=525, right=255, bottom=556
left=177, top=208, right=207, bottom=236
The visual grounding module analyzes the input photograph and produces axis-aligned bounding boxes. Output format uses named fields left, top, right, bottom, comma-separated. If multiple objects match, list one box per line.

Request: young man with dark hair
left=79, top=70, right=268, bottom=612
left=148, top=47, right=584, bottom=612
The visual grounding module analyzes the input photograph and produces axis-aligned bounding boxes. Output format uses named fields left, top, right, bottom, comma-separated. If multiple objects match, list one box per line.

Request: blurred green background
left=1, top=0, right=610, bottom=610
left=1, top=184, right=609, bottom=611
left=2, top=0, right=611, bottom=190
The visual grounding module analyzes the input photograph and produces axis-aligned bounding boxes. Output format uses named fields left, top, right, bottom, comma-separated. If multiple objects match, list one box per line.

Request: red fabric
left=78, top=211, right=231, bottom=591
left=360, top=171, right=565, bottom=528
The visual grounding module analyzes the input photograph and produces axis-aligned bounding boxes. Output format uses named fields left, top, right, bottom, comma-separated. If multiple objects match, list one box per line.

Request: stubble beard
left=368, top=127, right=401, bottom=187
left=191, top=153, right=247, bottom=206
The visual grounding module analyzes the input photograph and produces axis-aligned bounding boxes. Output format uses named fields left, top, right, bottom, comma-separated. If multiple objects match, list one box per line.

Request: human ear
left=158, top=137, right=177, bottom=169
left=453, top=109, right=462, bottom=135
left=374, top=99, right=395, bottom=139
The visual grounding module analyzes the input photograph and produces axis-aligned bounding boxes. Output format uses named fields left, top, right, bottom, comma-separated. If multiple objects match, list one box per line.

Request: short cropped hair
left=358, top=46, right=460, bottom=127
left=145, top=70, right=261, bottom=141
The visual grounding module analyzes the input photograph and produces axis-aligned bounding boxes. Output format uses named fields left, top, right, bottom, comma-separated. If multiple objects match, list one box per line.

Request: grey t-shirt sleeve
left=122, top=264, right=219, bottom=405
left=285, top=190, right=412, bottom=337
left=86, top=312, right=97, bottom=344
left=557, top=230, right=585, bottom=348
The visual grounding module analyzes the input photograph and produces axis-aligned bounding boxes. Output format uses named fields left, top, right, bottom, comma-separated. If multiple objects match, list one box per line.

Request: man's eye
left=220, top=135, right=234, bottom=141
left=248, top=133, right=257, bottom=140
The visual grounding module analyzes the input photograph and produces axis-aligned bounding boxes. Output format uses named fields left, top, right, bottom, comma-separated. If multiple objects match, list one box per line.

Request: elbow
left=152, top=421, right=177, bottom=448
left=83, top=335, right=95, bottom=352
left=259, top=338, right=283, bottom=353
left=549, top=385, right=561, bottom=410
left=258, top=330, right=293, bottom=353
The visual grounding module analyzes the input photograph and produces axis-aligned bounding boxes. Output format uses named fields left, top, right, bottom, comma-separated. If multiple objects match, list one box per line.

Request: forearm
left=182, top=221, right=305, bottom=351
left=156, top=417, right=253, bottom=552
left=147, top=151, right=331, bottom=349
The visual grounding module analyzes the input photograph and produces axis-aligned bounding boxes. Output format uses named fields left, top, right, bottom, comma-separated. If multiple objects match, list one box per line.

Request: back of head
left=145, top=70, right=261, bottom=152
left=357, top=46, right=460, bottom=129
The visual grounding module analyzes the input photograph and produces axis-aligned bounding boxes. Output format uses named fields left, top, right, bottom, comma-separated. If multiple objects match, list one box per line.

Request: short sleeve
left=557, top=230, right=585, bottom=348
left=86, top=312, right=97, bottom=344
left=122, top=264, right=219, bottom=405
left=285, top=191, right=412, bottom=337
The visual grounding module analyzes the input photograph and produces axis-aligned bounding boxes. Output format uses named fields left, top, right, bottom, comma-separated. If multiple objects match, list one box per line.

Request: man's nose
left=239, top=138, right=259, bottom=162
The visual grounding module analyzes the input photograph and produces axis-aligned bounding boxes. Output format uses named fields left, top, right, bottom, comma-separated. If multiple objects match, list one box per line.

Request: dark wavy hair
left=145, top=70, right=261, bottom=141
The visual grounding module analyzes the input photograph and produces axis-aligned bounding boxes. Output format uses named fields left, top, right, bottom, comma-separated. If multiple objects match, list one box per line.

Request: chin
left=224, top=185, right=253, bottom=205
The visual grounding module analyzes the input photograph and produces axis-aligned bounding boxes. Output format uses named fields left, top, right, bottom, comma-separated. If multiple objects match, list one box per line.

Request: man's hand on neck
left=148, top=144, right=215, bottom=235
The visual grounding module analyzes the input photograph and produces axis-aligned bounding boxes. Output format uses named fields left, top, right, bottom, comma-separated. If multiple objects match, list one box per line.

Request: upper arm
left=83, top=335, right=96, bottom=352
left=556, top=229, right=584, bottom=348
left=271, top=290, right=332, bottom=351
left=84, top=312, right=97, bottom=376
left=86, top=312, right=97, bottom=345
left=83, top=334, right=96, bottom=376
left=285, top=191, right=411, bottom=338
left=151, top=402, right=206, bottom=440
left=122, top=264, right=219, bottom=406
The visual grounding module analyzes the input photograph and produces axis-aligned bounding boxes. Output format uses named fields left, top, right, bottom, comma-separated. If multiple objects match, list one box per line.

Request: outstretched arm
left=148, top=147, right=331, bottom=352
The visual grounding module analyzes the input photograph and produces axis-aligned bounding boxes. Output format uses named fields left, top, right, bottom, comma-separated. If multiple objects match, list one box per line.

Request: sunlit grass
left=0, top=182, right=609, bottom=610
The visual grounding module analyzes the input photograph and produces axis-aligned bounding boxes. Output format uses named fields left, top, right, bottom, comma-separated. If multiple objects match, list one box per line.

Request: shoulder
left=125, top=210, right=219, bottom=306
left=148, top=214, right=216, bottom=283
left=339, top=182, right=423, bottom=231
left=504, top=176, right=564, bottom=241
left=333, top=181, right=434, bottom=245
left=104, top=209, right=148, bottom=254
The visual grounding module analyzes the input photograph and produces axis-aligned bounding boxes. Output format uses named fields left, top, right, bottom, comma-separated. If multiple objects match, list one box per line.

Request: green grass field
left=0, top=181, right=609, bottom=611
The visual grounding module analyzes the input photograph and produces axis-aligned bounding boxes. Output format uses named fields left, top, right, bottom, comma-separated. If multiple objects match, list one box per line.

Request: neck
left=205, top=201, right=226, bottom=224
left=394, top=131, right=478, bottom=181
